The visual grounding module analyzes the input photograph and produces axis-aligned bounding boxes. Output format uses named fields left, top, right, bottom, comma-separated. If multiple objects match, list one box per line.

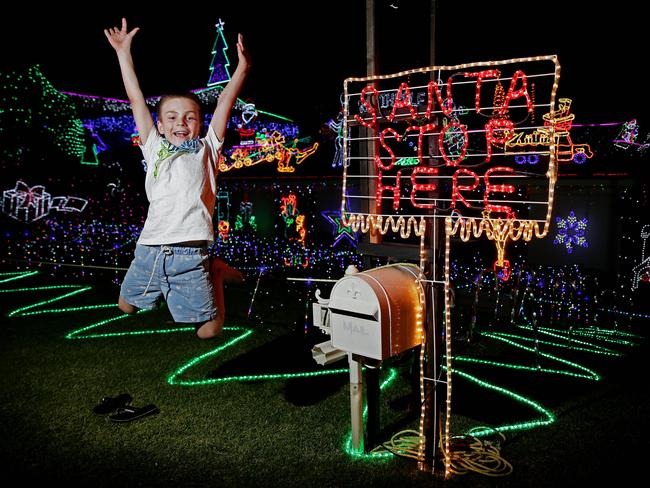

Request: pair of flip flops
left=93, top=393, right=159, bottom=422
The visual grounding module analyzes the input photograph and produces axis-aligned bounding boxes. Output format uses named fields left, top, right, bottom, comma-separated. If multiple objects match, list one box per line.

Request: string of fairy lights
left=1, top=66, right=85, bottom=160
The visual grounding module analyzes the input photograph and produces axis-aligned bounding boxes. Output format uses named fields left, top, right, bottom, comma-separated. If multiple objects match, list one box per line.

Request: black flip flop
left=109, top=404, right=160, bottom=422
left=93, top=393, right=133, bottom=415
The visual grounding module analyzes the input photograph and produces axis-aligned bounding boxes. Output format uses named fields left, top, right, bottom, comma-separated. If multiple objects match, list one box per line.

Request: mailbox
left=327, top=264, right=423, bottom=360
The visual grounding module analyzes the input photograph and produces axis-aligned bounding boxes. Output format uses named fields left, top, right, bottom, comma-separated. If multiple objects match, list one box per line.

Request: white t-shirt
left=137, top=126, right=223, bottom=245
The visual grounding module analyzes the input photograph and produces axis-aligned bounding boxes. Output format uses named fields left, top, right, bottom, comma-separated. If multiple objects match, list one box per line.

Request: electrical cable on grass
left=443, top=432, right=512, bottom=477
left=370, top=429, right=421, bottom=460
left=371, top=429, right=512, bottom=477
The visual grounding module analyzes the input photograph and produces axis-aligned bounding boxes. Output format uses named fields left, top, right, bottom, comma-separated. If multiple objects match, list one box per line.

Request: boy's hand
left=236, top=33, right=251, bottom=71
left=104, top=18, right=140, bottom=54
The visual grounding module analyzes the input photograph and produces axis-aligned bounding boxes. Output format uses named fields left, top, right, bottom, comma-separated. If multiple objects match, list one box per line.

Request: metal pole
left=365, top=0, right=380, bottom=244
left=349, top=353, right=364, bottom=449
left=366, top=0, right=376, bottom=77
left=421, top=0, right=446, bottom=474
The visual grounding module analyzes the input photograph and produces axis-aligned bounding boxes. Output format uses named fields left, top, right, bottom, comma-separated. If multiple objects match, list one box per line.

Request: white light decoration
left=2, top=180, right=88, bottom=223
left=554, top=211, right=588, bottom=254
left=632, top=225, right=650, bottom=290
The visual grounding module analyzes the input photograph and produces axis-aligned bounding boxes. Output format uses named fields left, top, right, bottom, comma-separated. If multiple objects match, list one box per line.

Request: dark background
left=2, top=0, right=646, bottom=132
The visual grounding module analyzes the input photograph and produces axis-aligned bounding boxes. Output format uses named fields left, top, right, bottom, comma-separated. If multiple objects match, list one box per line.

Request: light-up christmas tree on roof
left=207, top=19, right=231, bottom=86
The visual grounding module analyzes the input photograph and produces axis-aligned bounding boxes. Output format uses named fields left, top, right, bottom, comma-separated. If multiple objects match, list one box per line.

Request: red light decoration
left=354, top=85, right=379, bottom=128
left=493, top=258, right=512, bottom=281
left=284, top=256, right=310, bottom=268
left=451, top=169, right=480, bottom=210
left=376, top=127, right=400, bottom=170
left=483, top=166, right=516, bottom=218
left=218, top=220, right=230, bottom=242
left=280, top=193, right=298, bottom=220
left=341, top=57, right=562, bottom=476
left=410, top=166, right=439, bottom=209
left=464, top=70, right=499, bottom=114
left=377, top=169, right=402, bottom=211
left=388, top=82, right=418, bottom=122
left=499, top=70, right=533, bottom=115
left=425, top=78, right=454, bottom=117
left=484, top=118, right=515, bottom=162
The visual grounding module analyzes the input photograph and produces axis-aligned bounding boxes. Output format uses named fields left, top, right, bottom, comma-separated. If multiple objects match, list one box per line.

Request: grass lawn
left=1, top=266, right=647, bottom=487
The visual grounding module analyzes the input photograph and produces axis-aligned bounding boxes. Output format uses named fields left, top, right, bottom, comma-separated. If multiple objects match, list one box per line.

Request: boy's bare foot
left=211, top=258, right=245, bottom=284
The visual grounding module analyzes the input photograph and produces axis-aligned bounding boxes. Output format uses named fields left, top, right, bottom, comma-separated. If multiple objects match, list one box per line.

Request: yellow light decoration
left=506, top=97, right=593, bottom=164
left=295, top=214, right=307, bottom=247
left=217, top=220, right=230, bottom=243
left=218, top=131, right=319, bottom=173
left=343, top=214, right=427, bottom=239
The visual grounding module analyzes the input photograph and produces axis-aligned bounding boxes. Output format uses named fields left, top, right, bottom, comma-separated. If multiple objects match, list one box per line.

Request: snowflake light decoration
left=554, top=211, right=588, bottom=254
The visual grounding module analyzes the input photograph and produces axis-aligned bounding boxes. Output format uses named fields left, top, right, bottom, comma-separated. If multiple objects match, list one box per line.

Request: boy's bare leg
left=212, top=257, right=245, bottom=283
left=196, top=316, right=224, bottom=339
left=118, top=296, right=137, bottom=314
left=196, top=258, right=241, bottom=339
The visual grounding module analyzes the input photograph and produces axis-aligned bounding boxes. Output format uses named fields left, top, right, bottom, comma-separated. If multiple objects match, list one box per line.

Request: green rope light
left=19, top=304, right=116, bottom=316
left=494, top=328, right=621, bottom=357
left=451, top=367, right=556, bottom=437
left=78, top=324, right=194, bottom=339
left=1, top=268, right=641, bottom=463
left=65, top=311, right=140, bottom=339
left=7, top=286, right=92, bottom=317
left=479, top=331, right=601, bottom=381
left=167, top=327, right=348, bottom=386
left=532, top=295, right=650, bottom=320
left=568, top=328, right=642, bottom=345
left=0, top=284, right=81, bottom=293
left=453, top=356, right=597, bottom=380
left=63, top=309, right=198, bottom=339
left=513, top=324, right=619, bottom=352
left=0, top=270, right=39, bottom=284
left=578, top=327, right=643, bottom=339
left=343, top=368, right=399, bottom=460
left=518, top=324, right=642, bottom=347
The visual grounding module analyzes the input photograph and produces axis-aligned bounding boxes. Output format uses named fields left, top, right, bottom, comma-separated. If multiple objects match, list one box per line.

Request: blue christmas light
left=554, top=211, right=588, bottom=254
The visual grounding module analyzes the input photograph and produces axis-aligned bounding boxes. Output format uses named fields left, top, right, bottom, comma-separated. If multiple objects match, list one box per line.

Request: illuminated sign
left=341, top=56, right=562, bottom=475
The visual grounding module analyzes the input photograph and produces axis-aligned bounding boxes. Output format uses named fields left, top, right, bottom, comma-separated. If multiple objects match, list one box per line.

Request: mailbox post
left=312, top=263, right=424, bottom=450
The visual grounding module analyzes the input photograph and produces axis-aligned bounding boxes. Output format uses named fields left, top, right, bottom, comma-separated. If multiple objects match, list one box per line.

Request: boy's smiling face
left=157, top=97, right=201, bottom=146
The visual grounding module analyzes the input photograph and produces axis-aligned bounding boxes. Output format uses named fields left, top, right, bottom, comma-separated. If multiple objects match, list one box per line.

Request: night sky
left=2, top=1, right=646, bottom=132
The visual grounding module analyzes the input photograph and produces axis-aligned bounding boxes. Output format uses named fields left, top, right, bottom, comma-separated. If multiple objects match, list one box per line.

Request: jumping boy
left=105, top=18, right=250, bottom=338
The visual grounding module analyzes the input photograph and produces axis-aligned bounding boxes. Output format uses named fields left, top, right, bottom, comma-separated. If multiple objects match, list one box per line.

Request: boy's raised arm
left=210, top=33, right=251, bottom=142
left=104, top=18, right=154, bottom=144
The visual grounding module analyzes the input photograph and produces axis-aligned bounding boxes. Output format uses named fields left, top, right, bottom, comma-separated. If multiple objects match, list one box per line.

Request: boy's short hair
left=157, top=92, right=203, bottom=119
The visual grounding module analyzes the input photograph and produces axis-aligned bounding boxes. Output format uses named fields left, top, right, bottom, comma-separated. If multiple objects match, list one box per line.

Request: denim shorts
left=120, top=244, right=217, bottom=323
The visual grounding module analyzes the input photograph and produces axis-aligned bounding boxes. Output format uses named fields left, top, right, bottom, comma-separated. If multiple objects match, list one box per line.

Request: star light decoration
left=321, top=209, right=358, bottom=247
left=554, top=211, right=588, bottom=254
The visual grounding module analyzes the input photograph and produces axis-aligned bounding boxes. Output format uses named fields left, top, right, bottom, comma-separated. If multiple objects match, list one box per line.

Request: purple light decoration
left=554, top=211, right=588, bottom=254
left=321, top=209, right=358, bottom=247
left=515, top=154, right=539, bottom=165
left=572, top=152, right=587, bottom=164
left=207, top=19, right=231, bottom=86
left=61, top=91, right=130, bottom=103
